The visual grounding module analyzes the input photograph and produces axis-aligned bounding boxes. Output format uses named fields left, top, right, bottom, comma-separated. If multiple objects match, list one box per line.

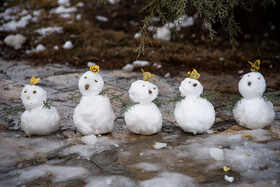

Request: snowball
left=35, top=27, right=63, bottom=37
left=209, top=148, right=224, bottom=161
left=153, top=26, right=171, bottom=41
left=81, top=135, right=98, bottom=145
left=4, top=34, right=26, bottom=50
left=224, top=175, right=234, bottom=183
left=133, top=60, right=149, bottom=67
left=122, top=64, right=134, bottom=72
left=174, top=15, right=194, bottom=30
left=63, top=41, right=73, bottom=49
left=95, top=15, right=108, bottom=22
left=164, top=72, right=170, bottom=78
left=58, top=0, right=70, bottom=6
left=157, top=64, right=162, bottom=69
left=35, top=44, right=46, bottom=52
left=153, top=142, right=167, bottom=149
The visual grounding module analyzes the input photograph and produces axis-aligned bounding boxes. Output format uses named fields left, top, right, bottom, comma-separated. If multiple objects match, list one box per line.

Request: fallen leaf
left=223, top=166, right=231, bottom=172
left=242, top=134, right=254, bottom=138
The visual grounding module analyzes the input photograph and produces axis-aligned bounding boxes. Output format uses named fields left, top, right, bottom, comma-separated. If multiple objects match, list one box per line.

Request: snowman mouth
left=149, top=90, right=152, bottom=94
left=85, top=84, right=89, bottom=90
left=193, top=83, right=197, bottom=87
left=248, top=81, right=251, bottom=86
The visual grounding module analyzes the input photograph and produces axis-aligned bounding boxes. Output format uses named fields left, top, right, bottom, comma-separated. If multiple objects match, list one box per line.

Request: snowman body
left=233, top=72, right=275, bottom=129
left=174, top=78, right=215, bottom=134
left=21, top=85, right=60, bottom=136
left=73, top=71, right=115, bottom=135
left=124, top=80, right=162, bottom=135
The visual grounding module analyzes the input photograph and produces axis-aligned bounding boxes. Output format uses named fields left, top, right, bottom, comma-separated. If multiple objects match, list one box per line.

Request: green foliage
left=100, top=88, right=123, bottom=103
left=2, top=103, right=25, bottom=122
left=121, top=100, right=139, bottom=114
left=263, top=93, right=280, bottom=104
left=42, top=100, right=52, bottom=109
left=226, top=95, right=242, bottom=111
left=201, top=89, right=221, bottom=102
left=66, top=90, right=82, bottom=104
left=137, top=0, right=277, bottom=55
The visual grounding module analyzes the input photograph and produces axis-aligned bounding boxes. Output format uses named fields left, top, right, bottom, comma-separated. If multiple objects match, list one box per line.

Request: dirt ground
left=0, top=0, right=280, bottom=76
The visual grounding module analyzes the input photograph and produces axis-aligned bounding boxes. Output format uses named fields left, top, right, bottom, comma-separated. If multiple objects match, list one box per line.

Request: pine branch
left=121, top=100, right=139, bottom=114
left=226, top=95, right=242, bottom=111
left=66, top=90, right=82, bottom=104
left=42, top=100, right=52, bottom=109
left=201, top=89, right=221, bottom=101
left=100, top=88, right=123, bottom=103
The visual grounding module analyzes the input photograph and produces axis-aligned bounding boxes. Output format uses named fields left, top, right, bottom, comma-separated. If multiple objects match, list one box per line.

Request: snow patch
left=86, top=175, right=136, bottom=187
left=135, top=162, right=161, bottom=171
left=35, top=27, right=63, bottom=37
left=122, top=64, right=134, bottom=72
left=153, top=26, right=171, bottom=41
left=133, top=60, right=149, bottom=67
left=0, top=14, right=32, bottom=31
left=109, top=0, right=120, bottom=5
left=153, top=142, right=167, bottom=149
left=81, top=134, right=98, bottom=145
left=58, top=0, right=70, bottom=6
left=209, top=147, right=224, bottom=161
left=35, top=44, right=46, bottom=52
left=224, top=175, right=234, bottom=183
left=51, top=6, right=77, bottom=14
left=95, top=15, right=109, bottom=22
left=4, top=34, right=26, bottom=50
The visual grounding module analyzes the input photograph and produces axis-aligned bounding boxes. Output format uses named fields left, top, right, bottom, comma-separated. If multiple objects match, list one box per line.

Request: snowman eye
left=33, top=90, right=36, bottom=94
left=95, top=80, right=98, bottom=82
left=24, top=91, right=27, bottom=93
left=143, top=85, right=145, bottom=87
left=84, top=76, right=87, bottom=79
left=248, top=75, right=250, bottom=77
left=258, top=77, right=260, bottom=80
left=153, top=87, right=156, bottom=90
left=189, top=81, right=191, bottom=83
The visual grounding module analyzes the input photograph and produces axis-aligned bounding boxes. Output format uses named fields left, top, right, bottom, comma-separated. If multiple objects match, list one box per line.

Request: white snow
left=53, top=45, right=59, bottom=50
left=95, top=16, right=109, bottom=22
left=60, top=13, right=71, bottom=18
left=0, top=14, right=32, bottom=31
left=209, top=147, right=224, bottom=161
left=4, top=34, right=26, bottom=50
left=19, top=165, right=89, bottom=183
left=63, top=41, right=73, bottom=49
left=157, top=64, right=162, bottom=69
left=174, top=15, right=194, bottom=30
left=122, top=64, right=134, bottom=72
left=35, top=27, right=63, bottom=37
left=153, top=142, right=167, bottom=149
left=51, top=6, right=77, bottom=14
left=86, top=175, right=136, bottom=187
left=76, top=14, right=82, bottom=20
left=134, top=32, right=141, bottom=39
left=140, top=172, right=195, bottom=187
left=58, top=0, right=70, bottom=6
left=164, top=72, right=171, bottom=78
left=76, top=2, right=85, bottom=7
left=133, top=60, right=149, bottom=67
left=219, top=57, right=225, bottom=61
left=35, top=44, right=46, bottom=52
left=33, top=10, right=41, bottom=17
left=109, top=0, right=120, bottom=5
left=87, top=61, right=96, bottom=67
left=224, top=175, right=234, bottom=183
left=238, top=70, right=244, bottom=74
left=153, top=26, right=171, bottom=41
left=81, top=134, right=98, bottom=145
left=135, top=162, right=161, bottom=171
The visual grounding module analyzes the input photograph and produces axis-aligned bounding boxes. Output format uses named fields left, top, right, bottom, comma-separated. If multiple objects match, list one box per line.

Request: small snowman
left=124, top=69, right=162, bottom=135
left=233, top=60, right=275, bottom=129
left=174, top=69, right=215, bottom=134
left=73, top=65, right=116, bottom=135
left=21, top=76, right=60, bottom=136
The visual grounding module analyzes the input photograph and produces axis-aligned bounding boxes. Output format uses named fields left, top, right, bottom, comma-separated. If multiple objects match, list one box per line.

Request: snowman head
left=238, top=72, right=266, bottom=99
left=179, top=78, right=203, bottom=97
left=21, top=85, right=47, bottom=110
left=179, top=69, right=203, bottom=97
left=79, top=65, right=104, bottom=96
left=129, top=80, right=158, bottom=104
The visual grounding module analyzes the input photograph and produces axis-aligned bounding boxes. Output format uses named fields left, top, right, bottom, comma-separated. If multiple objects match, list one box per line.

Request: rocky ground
left=0, top=59, right=279, bottom=186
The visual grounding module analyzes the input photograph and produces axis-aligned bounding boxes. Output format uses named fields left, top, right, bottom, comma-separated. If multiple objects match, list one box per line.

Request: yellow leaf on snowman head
left=223, top=166, right=231, bottom=172
left=248, top=59, right=260, bottom=72
left=187, top=69, right=200, bottom=79
left=141, top=68, right=156, bottom=81
left=30, top=76, right=41, bottom=85
left=90, top=65, right=100, bottom=73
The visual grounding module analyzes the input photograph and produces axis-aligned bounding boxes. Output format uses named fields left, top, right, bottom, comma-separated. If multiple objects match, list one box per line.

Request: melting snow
left=4, top=34, right=26, bottom=50
left=224, top=175, right=234, bottom=183
left=86, top=175, right=136, bottom=187
left=133, top=60, right=149, bottom=67
left=81, top=134, right=98, bottom=145
left=135, top=162, right=161, bottom=171
left=63, top=41, right=73, bottom=49
left=0, top=14, right=32, bottom=31
left=122, top=64, right=134, bottom=72
left=153, top=142, right=167, bottom=149
left=95, top=16, right=109, bottom=22
left=51, top=6, right=77, bottom=14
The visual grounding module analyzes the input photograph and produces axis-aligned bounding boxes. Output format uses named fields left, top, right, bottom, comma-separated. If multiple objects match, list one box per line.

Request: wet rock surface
left=0, top=59, right=279, bottom=186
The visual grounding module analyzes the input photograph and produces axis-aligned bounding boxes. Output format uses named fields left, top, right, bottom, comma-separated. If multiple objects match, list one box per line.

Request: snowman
left=174, top=69, right=215, bottom=134
left=73, top=65, right=116, bottom=135
left=21, top=76, right=60, bottom=136
left=124, top=69, right=162, bottom=135
left=233, top=60, right=275, bottom=129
